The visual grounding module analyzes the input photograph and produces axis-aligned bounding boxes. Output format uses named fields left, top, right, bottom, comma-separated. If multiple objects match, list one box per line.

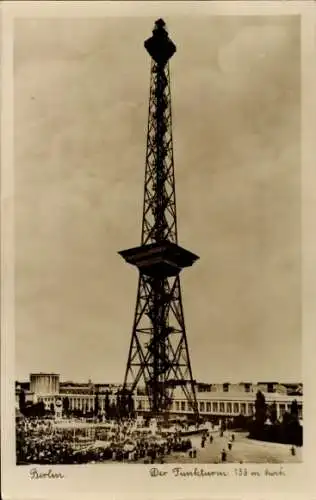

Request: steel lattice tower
left=119, top=19, right=199, bottom=420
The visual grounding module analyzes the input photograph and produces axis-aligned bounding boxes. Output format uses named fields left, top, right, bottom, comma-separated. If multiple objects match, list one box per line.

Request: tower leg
left=123, top=273, right=199, bottom=420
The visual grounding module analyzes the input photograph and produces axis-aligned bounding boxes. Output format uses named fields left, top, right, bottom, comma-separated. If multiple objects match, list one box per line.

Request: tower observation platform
left=119, top=241, right=198, bottom=278
left=120, top=19, right=199, bottom=420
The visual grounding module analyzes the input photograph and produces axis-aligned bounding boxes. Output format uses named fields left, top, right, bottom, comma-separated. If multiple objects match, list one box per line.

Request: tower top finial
left=144, top=19, right=176, bottom=65
left=154, top=18, right=166, bottom=31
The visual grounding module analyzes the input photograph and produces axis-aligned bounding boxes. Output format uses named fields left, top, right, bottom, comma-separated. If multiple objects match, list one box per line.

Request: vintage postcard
left=1, top=1, right=316, bottom=500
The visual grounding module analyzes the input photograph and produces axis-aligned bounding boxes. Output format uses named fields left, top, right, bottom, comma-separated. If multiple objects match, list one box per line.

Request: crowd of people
left=16, top=416, right=195, bottom=465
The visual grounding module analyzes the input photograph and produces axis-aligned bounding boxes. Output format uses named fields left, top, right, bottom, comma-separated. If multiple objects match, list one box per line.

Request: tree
left=110, top=402, right=117, bottom=419
left=116, top=390, right=124, bottom=418
left=269, top=402, right=277, bottom=424
left=233, top=414, right=248, bottom=430
left=118, top=389, right=130, bottom=418
left=63, top=397, right=70, bottom=416
left=290, top=400, right=299, bottom=421
left=94, top=390, right=100, bottom=417
left=36, top=400, right=46, bottom=417
left=19, top=389, right=26, bottom=414
left=103, top=391, right=110, bottom=417
left=250, top=390, right=267, bottom=439
left=255, top=391, right=267, bottom=426
left=282, top=411, right=291, bottom=425
left=127, top=392, right=135, bottom=417
left=286, top=399, right=301, bottom=445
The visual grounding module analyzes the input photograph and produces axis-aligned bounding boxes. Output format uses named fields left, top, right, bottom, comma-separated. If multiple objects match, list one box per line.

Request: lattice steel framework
left=119, top=19, right=199, bottom=420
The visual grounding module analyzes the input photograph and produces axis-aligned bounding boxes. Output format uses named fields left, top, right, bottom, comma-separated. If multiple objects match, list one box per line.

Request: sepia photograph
left=13, top=12, right=303, bottom=468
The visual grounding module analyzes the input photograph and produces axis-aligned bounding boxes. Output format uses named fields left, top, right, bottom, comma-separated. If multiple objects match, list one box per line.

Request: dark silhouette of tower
left=119, top=19, right=199, bottom=420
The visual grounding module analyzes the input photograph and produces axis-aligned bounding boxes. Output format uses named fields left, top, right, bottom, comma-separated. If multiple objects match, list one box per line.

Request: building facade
left=16, top=373, right=303, bottom=422
left=30, top=373, right=60, bottom=395
left=136, top=389, right=303, bottom=421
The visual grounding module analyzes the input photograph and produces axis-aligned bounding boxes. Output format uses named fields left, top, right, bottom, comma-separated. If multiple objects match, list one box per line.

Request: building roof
left=30, top=372, right=60, bottom=376
left=172, top=390, right=302, bottom=402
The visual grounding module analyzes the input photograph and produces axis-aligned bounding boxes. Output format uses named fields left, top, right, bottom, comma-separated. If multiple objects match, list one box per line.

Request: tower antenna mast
left=119, top=19, right=199, bottom=420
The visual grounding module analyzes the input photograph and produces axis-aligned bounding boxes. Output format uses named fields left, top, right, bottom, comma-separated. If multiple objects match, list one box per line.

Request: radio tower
left=119, top=19, right=199, bottom=420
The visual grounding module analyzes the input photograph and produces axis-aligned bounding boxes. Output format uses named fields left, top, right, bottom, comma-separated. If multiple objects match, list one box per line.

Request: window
left=245, top=383, right=251, bottom=393
left=248, top=403, right=254, bottom=415
left=197, top=384, right=212, bottom=392
left=280, top=404, right=286, bottom=416
left=227, top=402, right=232, bottom=413
left=223, top=383, right=229, bottom=392
left=219, top=402, right=225, bottom=412
left=233, top=402, right=239, bottom=413
left=181, top=401, right=186, bottom=411
left=176, top=401, right=180, bottom=411
left=206, top=402, right=211, bottom=412
left=240, top=403, right=246, bottom=414
left=213, top=402, right=218, bottom=412
left=200, top=402, right=205, bottom=412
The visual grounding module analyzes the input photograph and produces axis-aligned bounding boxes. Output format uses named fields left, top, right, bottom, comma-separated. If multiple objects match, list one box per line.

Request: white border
left=1, top=2, right=315, bottom=500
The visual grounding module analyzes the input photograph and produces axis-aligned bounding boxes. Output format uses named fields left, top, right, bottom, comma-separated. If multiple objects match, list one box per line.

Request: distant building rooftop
left=30, top=372, right=60, bottom=376
left=172, top=389, right=303, bottom=402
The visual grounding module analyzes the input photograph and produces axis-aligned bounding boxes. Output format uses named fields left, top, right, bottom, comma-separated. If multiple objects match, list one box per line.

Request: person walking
left=221, top=449, right=227, bottom=463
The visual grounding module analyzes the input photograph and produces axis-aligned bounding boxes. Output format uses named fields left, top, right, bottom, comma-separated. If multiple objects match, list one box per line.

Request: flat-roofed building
left=16, top=374, right=303, bottom=422
left=135, top=388, right=303, bottom=422
left=30, top=373, right=60, bottom=395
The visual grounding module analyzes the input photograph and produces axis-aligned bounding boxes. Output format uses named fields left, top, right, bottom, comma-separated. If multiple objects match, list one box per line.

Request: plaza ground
left=165, top=431, right=302, bottom=464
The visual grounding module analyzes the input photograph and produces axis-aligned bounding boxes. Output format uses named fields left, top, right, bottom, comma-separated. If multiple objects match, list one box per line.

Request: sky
left=14, top=15, right=301, bottom=384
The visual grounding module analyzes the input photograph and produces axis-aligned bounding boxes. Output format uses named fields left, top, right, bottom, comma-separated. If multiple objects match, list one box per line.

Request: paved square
left=164, top=431, right=302, bottom=464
